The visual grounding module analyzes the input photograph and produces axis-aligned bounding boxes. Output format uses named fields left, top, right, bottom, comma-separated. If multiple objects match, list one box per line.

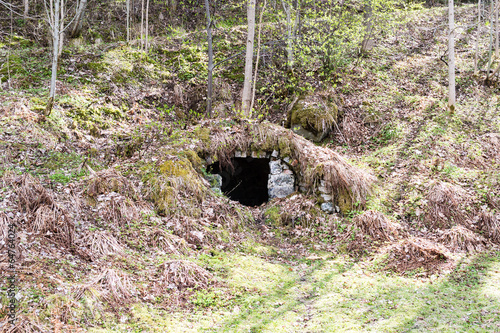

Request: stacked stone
left=317, top=180, right=339, bottom=214
left=268, top=151, right=295, bottom=199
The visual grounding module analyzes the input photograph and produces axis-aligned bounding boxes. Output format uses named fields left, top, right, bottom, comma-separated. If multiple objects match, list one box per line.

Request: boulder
left=286, top=94, right=339, bottom=142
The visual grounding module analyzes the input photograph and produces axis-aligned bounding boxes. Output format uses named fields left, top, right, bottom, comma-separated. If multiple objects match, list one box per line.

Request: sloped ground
left=0, top=4, right=500, bottom=333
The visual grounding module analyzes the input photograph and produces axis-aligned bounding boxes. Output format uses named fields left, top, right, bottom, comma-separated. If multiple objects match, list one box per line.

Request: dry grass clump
left=80, top=230, right=125, bottom=259
left=0, top=212, right=9, bottom=246
left=352, top=210, right=403, bottom=241
left=157, top=260, right=213, bottom=290
left=383, top=237, right=451, bottom=274
left=148, top=228, right=191, bottom=254
left=343, top=211, right=403, bottom=255
left=85, top=168, right=137, bottom=199
left=98, top=194, right=153, bottom=226
left=425, top=182, right=472, bottom=229
left=439, top=225, right=487, bottom=253
left=0, top=315, right=50, bottom=333
left=10, top=174, right=74, bottom=247
left=477, top=210, right=500, bottom=243
left=82, top=268, right=135, bottom=303
left=11, top=173, right=54, bottom=213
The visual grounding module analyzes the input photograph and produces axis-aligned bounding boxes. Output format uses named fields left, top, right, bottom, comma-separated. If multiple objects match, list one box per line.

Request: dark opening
left=208, top=157, right=270, bottom=207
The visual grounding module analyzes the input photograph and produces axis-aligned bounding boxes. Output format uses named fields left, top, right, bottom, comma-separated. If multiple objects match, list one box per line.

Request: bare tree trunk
left=448, top=0, right=456, bottom=111
left=70, top=0, right=87, bottom=38
left=145, top=0, right=150, bottom=52
left=496, top=0, right=499, bottom=57
left=486, top=0, right=495, bottom=77
left=474, top=0, right=481, bottom=75
left=281, top=0, right=293, bottom=69
left=241, top=0, right=256, bottom=117
left=141, top=0, right=145, bottom=50
left=23, top=0, right=29, bottom=20
left=293, top=0, right=301, bottom=44
left=250, top=0, right=267, bottom=113
left=126, top=0, right=130, bottom=43
left=361, top=0, right=373, bottom=54
left=204, top=0, right=214, bottom=117
left=46, top=0, right=61, bottom=116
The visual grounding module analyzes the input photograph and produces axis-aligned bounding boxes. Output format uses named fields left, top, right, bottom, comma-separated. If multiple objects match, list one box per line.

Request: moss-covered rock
left=286, top=94, right=339, bottom=142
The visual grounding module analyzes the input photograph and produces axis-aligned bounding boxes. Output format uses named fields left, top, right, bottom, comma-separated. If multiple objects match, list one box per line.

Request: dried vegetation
left=425, top=182, right=473, bottom=229
left=383, top=238, right=451, bottom=274
left=343, top=210, right=403, bottom=254
left=438, top=225, right=487, bottom=253
left=79, top=230, right=125, bottom=260
left=8, top=174, right=74, bottom=248
left=477, top=210, right=500, bottom=244
left=157, top=260, right=214, bottom=290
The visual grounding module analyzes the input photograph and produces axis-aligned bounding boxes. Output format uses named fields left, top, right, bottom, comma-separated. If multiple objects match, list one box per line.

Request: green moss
left=264, top=206, right=282, bottom=227
left=288, top=95, right=338, bottom=137
left=179, top=150, right=203, bottom=172
left=159, top=159, right=192, bottom=177
left=337, top=188, right=353, bottom=213
left=193, top=126, right=211, bottom=145
left=277, top=136, right=292, bottom=156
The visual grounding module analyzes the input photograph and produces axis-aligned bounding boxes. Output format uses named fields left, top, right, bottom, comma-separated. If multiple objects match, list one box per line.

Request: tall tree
left=204, top=0, right=214, bottom=116
left=241, top=0, right=256, bottom=117
left=69, top=0, right=88, bottom=38
left=361, top=0, right=374, bottom=54
left=496, top=0, right=499, bottom=57
left=448, top=0, right=456, bottom=111
left=250, top=0, right=267, bottom=112
left=126, top=0, right=130, bottom=43
left=23, top=0, right=29, bottom=20
left=145, top=0, right=150, bottom=52
left=43, top=0, right=87, bottom=116
left=474, top=0, right=481, bottom=75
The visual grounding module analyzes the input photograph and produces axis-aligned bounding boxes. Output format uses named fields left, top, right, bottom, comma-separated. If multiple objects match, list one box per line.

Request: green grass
left=91, top=251, right=500, bottom=332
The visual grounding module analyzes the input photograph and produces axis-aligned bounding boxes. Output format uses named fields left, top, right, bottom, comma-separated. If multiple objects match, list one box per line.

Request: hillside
left=1, top=2, right=500, bottom=332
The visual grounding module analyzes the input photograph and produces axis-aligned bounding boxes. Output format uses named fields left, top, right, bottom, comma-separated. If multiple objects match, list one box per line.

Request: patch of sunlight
left=105, top=304, right=230, bottom=332
left=481, top=261, right=500, bottom=301
left=309, top=260, right=431, bottom=332
left=225, top=254, right=297, bottom=293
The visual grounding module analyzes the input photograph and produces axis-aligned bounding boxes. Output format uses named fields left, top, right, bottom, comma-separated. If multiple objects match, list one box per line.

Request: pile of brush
left=438, top=225, right=488, bottom=253
left=383, top=238, right=451, bottom=274
left=425, top=182, right=473, bottom=229
left=7, top=173, right=74, bottom=249
left=343, top=210, right=403, bottom=254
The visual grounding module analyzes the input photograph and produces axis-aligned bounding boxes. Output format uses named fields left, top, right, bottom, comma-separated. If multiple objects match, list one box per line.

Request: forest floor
left=0, top=3, right=500, bottom=333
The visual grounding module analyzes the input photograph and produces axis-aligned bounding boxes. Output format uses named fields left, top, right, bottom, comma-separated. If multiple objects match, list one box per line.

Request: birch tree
left=496, top=0, right=498, bottom=57
left=145, top=0, right=150, bottom=52
left=44, top=0, right=86, bottom=116
left=204, top=0, right=214, bottom=116
left=241, top=0, right=256, bottom=117
left=448, top=0, right=456, bottom=111
left=69, top=0, right=88, bottom=38
left=126, top=0, right=130, bottom=43
left=474, top=0, right=481, bottom=75
left=250, top=0, right=267, bottom=112
left=23, top=0, right=29, bottom=20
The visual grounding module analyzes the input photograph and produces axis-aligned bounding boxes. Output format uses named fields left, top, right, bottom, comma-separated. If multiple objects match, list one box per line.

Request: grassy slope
left=1, top=4, right=500, bottom=333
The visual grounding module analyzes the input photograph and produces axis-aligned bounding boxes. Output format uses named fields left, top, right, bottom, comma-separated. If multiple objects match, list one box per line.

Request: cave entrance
left=208, top=157, right=270, bottom=207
